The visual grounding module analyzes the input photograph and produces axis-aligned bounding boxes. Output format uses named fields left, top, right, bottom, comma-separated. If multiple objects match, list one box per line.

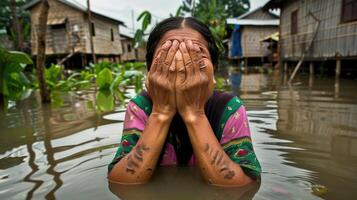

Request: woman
left=108, top=17, right=261, bottom=187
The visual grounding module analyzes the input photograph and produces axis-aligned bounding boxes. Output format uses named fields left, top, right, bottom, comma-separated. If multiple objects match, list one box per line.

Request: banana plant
left=0, top=48, right=33, bottom=103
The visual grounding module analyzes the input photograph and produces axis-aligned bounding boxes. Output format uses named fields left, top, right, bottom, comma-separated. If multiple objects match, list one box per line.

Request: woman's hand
left=146, top=40, right=180, bottom=119
left=175, top=40, right=214, bottom=122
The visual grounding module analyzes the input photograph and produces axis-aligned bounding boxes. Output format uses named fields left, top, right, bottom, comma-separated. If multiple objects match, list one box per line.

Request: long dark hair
left=146, top=17, right=219, bottom=70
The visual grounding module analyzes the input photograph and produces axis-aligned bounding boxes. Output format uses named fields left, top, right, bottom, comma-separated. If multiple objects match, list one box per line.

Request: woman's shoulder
left=129, top=90, right=152, bottom=116
left=207, top=90, right=244, bottom=110
left=205, top=91, right=245, bottom=139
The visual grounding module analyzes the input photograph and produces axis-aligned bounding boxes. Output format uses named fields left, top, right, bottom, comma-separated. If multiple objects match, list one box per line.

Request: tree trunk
left=36, top=0, right=51, bottom=103
left=87, top=0, right=97, bottom=64
left=10, top=0, right=24, bottom=50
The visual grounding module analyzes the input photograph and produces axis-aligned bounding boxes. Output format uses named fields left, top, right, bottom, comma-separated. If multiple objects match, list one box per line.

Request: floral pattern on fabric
left=220, top=103, right=262, bottom=179
left=108, top=130, right=140, bottom=172
left=222, top=137, right=261, bottom=179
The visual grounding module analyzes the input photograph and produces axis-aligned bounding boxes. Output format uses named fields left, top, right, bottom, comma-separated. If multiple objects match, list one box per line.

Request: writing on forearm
left=126, top=144, right=150, bottom=174
left=204, top=143, right=235, bottom=180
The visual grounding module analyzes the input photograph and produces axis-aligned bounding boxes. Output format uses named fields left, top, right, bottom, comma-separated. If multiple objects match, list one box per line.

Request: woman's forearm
left=108, top=113, right=172, bottom=184
left=183, top=114, right=253, bottom=187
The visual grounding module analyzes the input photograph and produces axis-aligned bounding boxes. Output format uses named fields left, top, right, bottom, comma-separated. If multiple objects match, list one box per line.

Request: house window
left=341, top=0, right=357, bottom=23
left=291, top=10, right=298, bottom=35
left=127, top=44, right=132, bottom=52
left=111, top=29, right=114, bottom=41
left=91, top=22, right=95, bottom=36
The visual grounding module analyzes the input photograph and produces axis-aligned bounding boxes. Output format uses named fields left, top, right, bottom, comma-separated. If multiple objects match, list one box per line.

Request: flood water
left=0, top=72, right=356, bottom=200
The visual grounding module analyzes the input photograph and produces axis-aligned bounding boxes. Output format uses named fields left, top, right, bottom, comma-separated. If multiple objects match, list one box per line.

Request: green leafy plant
left=181, top=0, right=250, bottom=53
left=96, top=67, right=113, bottom=91
left=45, top=64, right=63, bottom=90
left=0, top=48, right=33, bottom=102
left=133, top=11, right=152, bottom=48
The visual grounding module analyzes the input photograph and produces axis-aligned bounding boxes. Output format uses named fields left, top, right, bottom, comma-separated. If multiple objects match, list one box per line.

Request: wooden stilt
left=334, top=58, right=341, bottom=98
left=283, top=62, right=288, bottom=84
left=284, top=62, right=288, bottom=74
left=309, top=62, right=314, bottom=76
left=244, top=57, right=248, bottom=74
left=335, top=58, right=341, bottom=80
left=309, top=62, right=314, bottom=88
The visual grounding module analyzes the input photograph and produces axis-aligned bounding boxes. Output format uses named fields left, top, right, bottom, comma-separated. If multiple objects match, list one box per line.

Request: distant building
left=227, top=7, right=279, bottom=67
left=264, top=0, right=357, bottom=77
left=24, top=0, right=125, bottom=67
left=120, top=33, right=146, bottom=62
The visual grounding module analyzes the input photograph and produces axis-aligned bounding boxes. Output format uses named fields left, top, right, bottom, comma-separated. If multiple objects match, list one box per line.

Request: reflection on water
left=0, top=72, right=357, bottom=199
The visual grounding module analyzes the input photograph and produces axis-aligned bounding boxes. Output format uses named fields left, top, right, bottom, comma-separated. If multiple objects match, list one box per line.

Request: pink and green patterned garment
left=108, top=90, right=262, bottom=179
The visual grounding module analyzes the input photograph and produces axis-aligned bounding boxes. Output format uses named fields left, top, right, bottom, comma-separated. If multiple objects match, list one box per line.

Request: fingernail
left=163, top=40, right=171, bottom=48
left=173, top=40, right=179, bottom=46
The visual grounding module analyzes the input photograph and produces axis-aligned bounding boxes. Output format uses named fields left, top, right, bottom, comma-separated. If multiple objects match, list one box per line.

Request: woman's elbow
left=108, top=168, right=152, bottom=185
left=206, top=173, right=254, bottom=187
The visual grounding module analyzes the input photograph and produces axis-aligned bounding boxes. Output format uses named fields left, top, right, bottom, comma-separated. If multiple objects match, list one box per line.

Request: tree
left=10, top=0, right=24, bottom=50
left=36, top=0, right=50, bottom=102
left=0, top=0, right=31, bottom=51
left=181, top=0, right=250, bottom=52
left=182, top=0, right=250, bottom=18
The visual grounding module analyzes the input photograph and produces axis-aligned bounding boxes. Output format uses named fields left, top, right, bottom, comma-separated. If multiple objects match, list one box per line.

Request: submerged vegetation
left=0, top=48, right=146, bottom=111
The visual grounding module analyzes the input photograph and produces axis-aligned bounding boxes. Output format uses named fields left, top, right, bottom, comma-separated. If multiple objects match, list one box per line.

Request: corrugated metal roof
left=237, top=6, right=279, bottom=19
left=226, top=18, right=279, bottom=26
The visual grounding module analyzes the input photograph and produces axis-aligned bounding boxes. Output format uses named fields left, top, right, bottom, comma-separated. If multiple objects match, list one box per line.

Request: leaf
left=7, top=51, right=33, bottom=65
left=132, top=62, right=146, bottom=69
left=311, top=184, right=328, bottom=196
left=137, top=11, right=151, bottom=31
left=175, top=6, right=183, bottom=17
left=96, top=68, right=113, bottom=90
left=110, top=73, right=124, bottom=92
left=45, top=64, right=63, bottom=86
left=133, top=29, right=144, bottom=48
left=96, top=90, right=114, bottom=112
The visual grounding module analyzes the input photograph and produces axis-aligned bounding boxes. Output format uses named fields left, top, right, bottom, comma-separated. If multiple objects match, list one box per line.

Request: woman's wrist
left=180, top=109, right=206, bottom=124
left=150, top=110, right=175, bottom=123
left=152, top=105, right=176, bottom=119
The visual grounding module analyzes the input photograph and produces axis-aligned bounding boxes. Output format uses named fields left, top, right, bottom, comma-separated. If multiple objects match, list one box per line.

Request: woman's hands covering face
left=147, top=40, right=179, bottom=117
left=147, top=39, right=214, bottom=120
left=175, top=40, right=214, bottom=120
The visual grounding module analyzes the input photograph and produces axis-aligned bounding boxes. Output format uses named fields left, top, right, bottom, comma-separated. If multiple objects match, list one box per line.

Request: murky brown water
left=0, top=73, right=356, bottom=200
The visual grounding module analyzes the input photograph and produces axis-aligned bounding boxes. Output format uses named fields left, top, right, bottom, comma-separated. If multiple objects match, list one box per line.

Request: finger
left=185, top=40, right=198, bottom=75
left=192, top=43, right=206, bottom=73
left=145, top=77, right=149, bottom=90
left=168, top=54, right=176, bottom=82
left=163, top=40, right=179, bottom=76
left=157, top=40, right=172, bottom=74
left=179, top=42, right=194, bottom=78
left=175, top=50, right=185, bottom=83
left=164, top=40, right=179, bottom=66
left=150, top=53, right=161, bottom=74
